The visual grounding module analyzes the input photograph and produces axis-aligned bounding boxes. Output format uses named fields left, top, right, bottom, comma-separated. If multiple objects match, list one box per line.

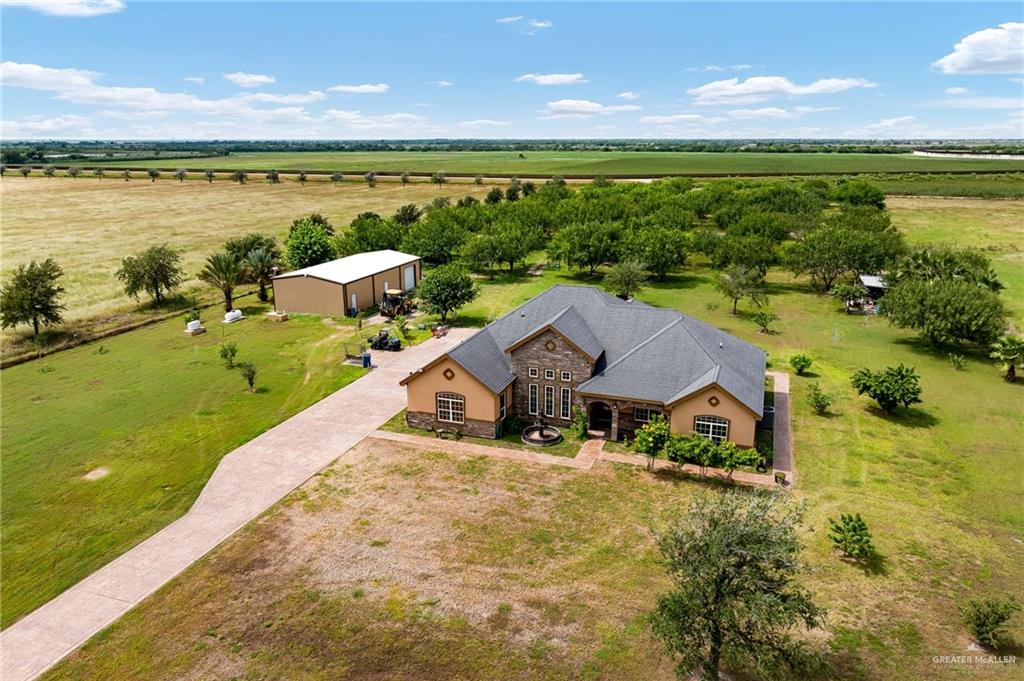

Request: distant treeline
left=3, top=139, right=1022, bottom=163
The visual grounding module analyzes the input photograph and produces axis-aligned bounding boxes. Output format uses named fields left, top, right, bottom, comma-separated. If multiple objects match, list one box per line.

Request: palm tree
left=122, top=170, right=132, bottom=181
left=364, top=171, right=377, bottom=188
left=204, top=170, right=215, bottom=183
left=431, top=171, right=447, bottom=189
left=43, top=166, right=55, bottom=179
left=245, top=247, right=280, bottom=302
left=331, top=171, right=343, bottom=186
left=297, top=171, right=308, bottom=185
left=400, top=171, right=411, bottom=187
left=199, top=252, right=245, bottom=312
left=67, top=167, right=81, bottom=180
left=231, top=170, right=247, bottom=184
left=266, top=169, right=280, bottom=184
left=19, top=167, right=31, bottom=178
left=174, top=168, right=187, bottom=182
left=93, top=167, right=104, bottom=180
left=990, top=334, right=1024, bottom=382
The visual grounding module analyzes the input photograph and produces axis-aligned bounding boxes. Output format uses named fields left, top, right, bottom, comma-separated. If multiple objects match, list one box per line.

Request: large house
left=401, top=285, right=767, bottom=447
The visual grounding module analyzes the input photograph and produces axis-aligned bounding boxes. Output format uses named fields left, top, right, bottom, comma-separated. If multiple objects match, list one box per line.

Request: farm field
left=0, top=177, right=493, bottom=322
left=79, top=150, right=1024, bottom=176
left=45, top=254, right=1024, bottom=680
left=0, top=304, right=368, bottom=627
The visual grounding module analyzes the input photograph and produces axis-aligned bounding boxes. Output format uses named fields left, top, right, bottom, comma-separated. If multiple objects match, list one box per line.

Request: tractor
left=379, top=289, right=413, bottom=319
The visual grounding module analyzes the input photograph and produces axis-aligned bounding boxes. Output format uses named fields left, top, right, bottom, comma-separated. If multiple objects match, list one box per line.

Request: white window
left=544, top=369, right=555, bottom=380
left=499, top=391, right=507, bottom=420
left=694, top=415, right=729, bottom=443
left=528, top=384, right=539, bottom=415
left=560, top=387, right=572, bottom=420
left=560, top=371, right=571, bottom=382
left=528, top=367, right=539, bottom=378
left=544, top=385, right=555, bottom=417
left=634, top=406, right=662, bottom=423
left=437, top=392, right=465, bottom=424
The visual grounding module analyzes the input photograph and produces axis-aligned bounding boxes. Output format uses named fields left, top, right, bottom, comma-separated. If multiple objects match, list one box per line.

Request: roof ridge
left=589, top=316, right=685, bottom=375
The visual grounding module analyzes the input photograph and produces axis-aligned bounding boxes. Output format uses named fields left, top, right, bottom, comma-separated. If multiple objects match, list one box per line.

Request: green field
left=81, top=150, right=1024, bottom=175
left=45, top=250, right=1024, bottom=680
left=0, top=305, right=369, bottom=626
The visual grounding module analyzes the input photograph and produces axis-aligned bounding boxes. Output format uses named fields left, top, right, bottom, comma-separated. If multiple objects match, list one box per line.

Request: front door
left=403, top=265, right=416, bottom=290
left=588, top=401, right=612, bottom=433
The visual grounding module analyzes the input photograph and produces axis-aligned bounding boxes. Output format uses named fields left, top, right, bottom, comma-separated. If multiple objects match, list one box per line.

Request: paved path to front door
left=766, top=371, right=794, bottom=483
left=0, top=329, right=473, bottom=681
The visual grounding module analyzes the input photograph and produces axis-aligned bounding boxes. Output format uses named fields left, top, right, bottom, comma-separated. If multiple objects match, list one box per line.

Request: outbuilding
left=272, top=249, right=421, bottom=317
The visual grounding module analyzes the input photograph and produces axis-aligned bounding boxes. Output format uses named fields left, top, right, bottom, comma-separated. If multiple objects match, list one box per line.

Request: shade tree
left=0, top=258, right=66, bottom=336
left=115, top=244, right=184, bottom=305
left=285, top=219, right=335, bottom=270
left=417, top=264, right=478, bottom=323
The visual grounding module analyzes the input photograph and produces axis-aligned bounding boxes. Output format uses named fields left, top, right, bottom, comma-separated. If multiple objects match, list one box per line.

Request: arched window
left=694, top=415, right=729, bottom=443
left=436, top=392, right=465, bottom=424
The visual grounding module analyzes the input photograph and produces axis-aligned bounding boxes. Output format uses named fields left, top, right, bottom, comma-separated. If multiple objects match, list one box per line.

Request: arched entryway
left=588, top=401, right=613, bottom=437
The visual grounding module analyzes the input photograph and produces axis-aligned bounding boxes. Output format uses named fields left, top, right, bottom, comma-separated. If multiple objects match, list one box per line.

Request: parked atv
left=369, top=328, right=402, bottom=352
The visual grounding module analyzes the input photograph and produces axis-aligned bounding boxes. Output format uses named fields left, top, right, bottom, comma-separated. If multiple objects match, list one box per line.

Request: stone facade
left=508, top=329, right=595, bottom=425
left=406, top=410, right=498, bottom=438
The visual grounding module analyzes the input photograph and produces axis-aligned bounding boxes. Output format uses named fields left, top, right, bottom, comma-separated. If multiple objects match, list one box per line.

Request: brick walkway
left=0, top=329, right=473, bottom=681
left=766, top=371, right=794, bottom=483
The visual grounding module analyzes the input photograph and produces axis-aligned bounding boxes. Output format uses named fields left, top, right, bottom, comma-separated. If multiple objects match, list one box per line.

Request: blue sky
left=1, top=1, right=1021, bottom=139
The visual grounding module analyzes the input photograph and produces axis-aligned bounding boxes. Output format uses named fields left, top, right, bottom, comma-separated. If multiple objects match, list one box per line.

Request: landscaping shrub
left=634, top=414, right=670, bottom=470
left=807, top=383, right=833, bottom=415
left=239, top=362, right=257, bottom=393
left=827, top=513, right=875, bottom=560
left=850, top=364, right=922, bottom=414
left=948, top=353, right=966, bottom=371
left=752, top=310, right=778, bottom=334
left=961, top=597, right=1021, bottom=648
left=789, top=353, right=813, bottom=375
left=219, top=341, right=238, bottom=369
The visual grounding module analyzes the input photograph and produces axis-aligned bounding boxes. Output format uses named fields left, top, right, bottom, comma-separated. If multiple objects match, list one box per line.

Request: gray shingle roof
left=435, top=285, right=766, bottom=415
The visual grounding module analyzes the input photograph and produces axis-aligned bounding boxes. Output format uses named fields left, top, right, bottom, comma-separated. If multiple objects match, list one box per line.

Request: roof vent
left=719, top=342, right=723, bottom=348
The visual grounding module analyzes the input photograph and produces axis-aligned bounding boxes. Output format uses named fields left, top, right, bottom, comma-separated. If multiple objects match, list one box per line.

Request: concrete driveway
left=0, top=328, right=472, bottom=681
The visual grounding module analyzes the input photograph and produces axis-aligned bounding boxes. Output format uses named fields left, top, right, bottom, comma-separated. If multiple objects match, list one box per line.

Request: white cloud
left=731, top=64, right=753, bottom=71
left=184, top=76, right=205, bottom=86
left=327, top=83, right=389, bottom=94
left=932, top=22, right=1024, bottom=74
left=239, top=90, right=327, bottom=104
left=321, top=109, right=439, bottom=133
left=457, top=119, right=509, bottom=128
left=1, top=61, right=99, bottom=90
left=617, top=91, right=640, bottom=100
left=542, top=99, right=641, bottom=118
left=687, top=64, right=752, bottom=73
left=2, top=0, right=124, bottom=17
left=639, top=113, right=726, bottom=125
left=527, top=19, right=552, bottom=30
left=224, top=72, right=275, bottom=88
left=727, top=107, right=797, bottom=120
left=428, top=80, right=453, bottom=87
left=945, top=86, right=971, bottom=95
left=496, top=15, right=523, bottom=23
left=1, top=114, right=92, bottom=137
left=937, top=95, right=1023, bottom=109
left=516, top=73, right=588, bottom=86
left=688, top=75, right=876, bottom=104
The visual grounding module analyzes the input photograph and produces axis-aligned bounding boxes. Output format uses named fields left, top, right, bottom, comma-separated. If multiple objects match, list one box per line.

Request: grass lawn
left=0, top=303, right=371, bottom=627
left=81, top=150, right=1024, bottom=175
left=0, top=176, right=494, bottom=322
left=380, top=409, right=586, bottom=459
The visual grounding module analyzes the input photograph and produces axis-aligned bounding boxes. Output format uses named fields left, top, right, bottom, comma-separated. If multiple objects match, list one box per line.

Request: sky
left=0, top=1, right=1022, bottom=140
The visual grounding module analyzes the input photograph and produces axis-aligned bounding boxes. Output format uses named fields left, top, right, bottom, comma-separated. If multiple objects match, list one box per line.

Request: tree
left=92, top=168, right=104, bottom=180
left=851, top=364, right=922, bottom=414
left=400, top=171, right=411, bottom=187
left=752, top=310, right=778, bottom=334
left=285, top=219, right=335, bottom=270
left=627, top=225, right=689, bottom=280
left=231, top=170, right=247, bottom=184
left=828, top=513, right=875, bottom=559
left=716, top=441, right=760, bottom=479
left=711, top=234, right=778, bottom=276
left=829, top=282, right=865, bottom=308
left=715, top=265, right=767, bottom=315
left=198, top=252, right=245, bottom=312
left=883, top=279, right=1005, bottom=347
left=239, top=362, right=258, bottom=393
left=548, top=221, right=621, bottom=275
left=335, top=213, right=406, bottom=256
left=789, top=353, right=813, bottom=375
left=401, top=208, right=469, bottom=264
left=123, top=170, right=133, bottom=182
left=266, top=169, right=280, bottom=184
left=364, top=171, right=377, bottom=188
left=990, top=334, right=1024, bottom=382
left=603, top=260, right=647, bottom=299
left=505, top=177, right=522, bottom=202
left=890, top=245, right=1002, bottom=293
left=43, top=165, right=55, bottom=179
left=19, top=166, right=31, bottom=178
left=484, top=186, right=503, bottom=204
left=245, top=247, right=280, bottom=302
left=807, top=383, right=833, bottom=415
left=417, top=264, right=478, bottom=323
left=474, top=174, right=484, bottom=186
left=650, top=492, right=825, bottom=681
left=431, top=171, right=447, bottom=188
left=962, top=597, right=1021, bottom=649
left=0, top=259, right=66, bottom=336
left=204, top=169, right=215, bottom=183
left=116, top=244, right=184, bottom=305
left=297, top=170, right=308, bottom=185
left=289, top=212, right=334, bottom=237
left=147, top=168, right=161, bottom=182
left=634, top=414, right=671, bottom=471
left=667, top=434, right=719, bottom=477
left=831, top=179, right=885, bottom=209
left=219, top=341, right=238, bottom=368
left=331, top=171, right=343, bottom=185
left=392, top=203, right=423, bottom=226
left=224, top=233, right=281, bottom=263
left=174, top=168, right=187, bottom=182
left=67, top=166, right=81, bottom=179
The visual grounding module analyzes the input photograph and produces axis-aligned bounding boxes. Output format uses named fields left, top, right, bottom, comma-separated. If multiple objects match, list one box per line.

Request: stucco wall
left=272, top=276, right=345, bottom=316
left=508, top=329, right=593, bottom=423
left=405, top=356, right=500, bottom=423
left=669, top=386, right=758, bottom=448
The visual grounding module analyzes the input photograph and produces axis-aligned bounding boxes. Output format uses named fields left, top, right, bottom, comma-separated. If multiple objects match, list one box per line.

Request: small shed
left=272, top=250, right=421, bottom=317
left=858, top=274, right=888, bottom=300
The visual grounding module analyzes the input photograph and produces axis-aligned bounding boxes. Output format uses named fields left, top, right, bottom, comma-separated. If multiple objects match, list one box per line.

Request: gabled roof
left=406, top=285, right=766, bottom=416
left=273, top=250, right=419, bottom=285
